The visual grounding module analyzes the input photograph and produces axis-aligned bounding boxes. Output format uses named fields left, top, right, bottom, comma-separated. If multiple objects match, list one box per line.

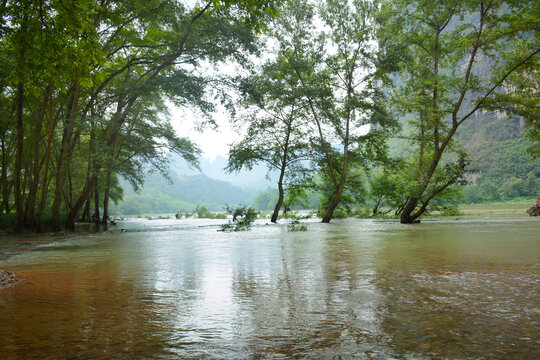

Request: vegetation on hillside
left=111, top=172, right=258, bottom=215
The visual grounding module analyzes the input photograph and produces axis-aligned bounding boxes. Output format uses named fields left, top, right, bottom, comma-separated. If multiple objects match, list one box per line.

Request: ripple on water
left=0, top=217, right=539, bottom=359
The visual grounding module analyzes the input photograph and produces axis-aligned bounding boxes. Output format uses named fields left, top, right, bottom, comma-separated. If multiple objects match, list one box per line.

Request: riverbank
left=458, top=200, right=537, bottom=216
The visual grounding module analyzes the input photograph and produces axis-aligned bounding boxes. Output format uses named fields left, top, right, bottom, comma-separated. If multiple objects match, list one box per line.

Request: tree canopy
left=0, top=0, right=282, bottom=231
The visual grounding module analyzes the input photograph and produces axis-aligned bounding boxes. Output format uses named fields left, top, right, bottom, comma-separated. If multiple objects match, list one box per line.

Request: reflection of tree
left=228, top=223, right=393, bottom=357
left=315, top=229, right=391, bottom=356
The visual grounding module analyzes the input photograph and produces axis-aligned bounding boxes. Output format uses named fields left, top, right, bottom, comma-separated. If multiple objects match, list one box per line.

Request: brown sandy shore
left=0, top=269, right=24, bottom=289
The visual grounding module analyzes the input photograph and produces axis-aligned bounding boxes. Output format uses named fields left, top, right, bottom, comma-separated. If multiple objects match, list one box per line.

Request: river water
left=0, top=216, right=539, bottom=359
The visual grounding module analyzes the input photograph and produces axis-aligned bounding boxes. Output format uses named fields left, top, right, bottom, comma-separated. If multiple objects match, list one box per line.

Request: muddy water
left=0, top=217, right=539, bottom=359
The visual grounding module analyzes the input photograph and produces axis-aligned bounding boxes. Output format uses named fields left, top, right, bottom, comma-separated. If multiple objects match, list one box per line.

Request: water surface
left=1, top=216, right=539, bottom=358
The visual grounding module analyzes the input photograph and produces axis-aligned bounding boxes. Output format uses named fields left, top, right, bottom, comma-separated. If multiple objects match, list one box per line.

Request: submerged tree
left=227, top=54, right=313, bottom=223
left=379, top=0, right=540, bottom=223
left=269, top=0, right=394, bottom=223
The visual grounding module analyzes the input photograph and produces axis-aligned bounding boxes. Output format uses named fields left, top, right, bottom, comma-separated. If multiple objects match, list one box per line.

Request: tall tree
left=226, top=76, right=310, bottom=223
left=379, top=0, right=540, bottom=223
left=227, top=54, right=313, bottom=223
left=277, top=0, right=392, bottom=222
left=0, top=0, right=282, bottom=232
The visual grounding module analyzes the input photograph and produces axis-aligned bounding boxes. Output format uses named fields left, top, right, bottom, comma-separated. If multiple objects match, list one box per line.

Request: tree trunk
left=400, top=197, right=421, bottom=224
left=94, top=182, right=100, bottom=221
left=372, top=196, right=384, bottom=215
left=65, top=172, right=97, bottom=231
left=271, top=120, right=292, bottom=223
left=14, top=81, right=24, bottom=232
left=322, top=175, right=346, bottom=223
left=66, top=96, right=128, bottom=231
left=80, top=124, right=95, bottom=223
left=36, top=84, right=55, bottom=232
left=81, top=194, right=91, bottom=222
left=322, top=111, right=351, bottom=223
left=52, top=84, right=81, bottom=231
left=101, top=169, right=112, bottom=224
left=1, top=128, right=9, bottom=214
left=271, top=179, right=284, bottom=223
left=25, top=84, right=51, bottom=227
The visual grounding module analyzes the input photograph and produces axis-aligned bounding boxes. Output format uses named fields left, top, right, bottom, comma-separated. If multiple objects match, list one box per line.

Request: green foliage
left=283, top=187, right=310, bottom=212
left=0, top=0, right=284, bottom=232
left=226, top=4, right=315, bottom=222
left=378, top=0, right=539, bottom=222
left=193, top=204, right=227, bottom=219
left=368, top=169, right=401, bottom=215
left=316, top=152, right=369, bottom=219
left=0, top=212, right=16, bottom=234
left=253, top=188, right=279, bottom=210
left=195, top=205, right=212, bottom=218
left=460, top=137, right=540, bottom=203
left=287, top=220, right=307, bottom=232
left=439, top=205, right=463, bottom=217
left=220, top=205, right=258, bottom=231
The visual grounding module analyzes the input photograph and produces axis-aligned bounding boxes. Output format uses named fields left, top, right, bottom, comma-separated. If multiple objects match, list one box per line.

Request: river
left=0, top=215, right=539, bottom=359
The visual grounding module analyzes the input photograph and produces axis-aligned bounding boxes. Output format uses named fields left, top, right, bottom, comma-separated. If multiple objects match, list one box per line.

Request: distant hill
left=111, top=171, right=260, bottom=215
left=389, top=110, right=539, bottom=203
left=169, top=153, right=276, bottom=190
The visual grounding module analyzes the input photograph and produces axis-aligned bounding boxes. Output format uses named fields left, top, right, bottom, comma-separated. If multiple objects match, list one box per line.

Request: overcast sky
left=170, top=105, right=241, bottom=162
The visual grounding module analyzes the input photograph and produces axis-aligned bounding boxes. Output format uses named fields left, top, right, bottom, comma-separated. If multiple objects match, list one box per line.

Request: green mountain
left=456, top=112, right=539, bottom=203
left=111, top=171, right=259, bottom=215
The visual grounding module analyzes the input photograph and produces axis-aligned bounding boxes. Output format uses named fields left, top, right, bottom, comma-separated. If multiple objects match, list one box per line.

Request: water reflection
left=0, top=218, right=539, bottom=358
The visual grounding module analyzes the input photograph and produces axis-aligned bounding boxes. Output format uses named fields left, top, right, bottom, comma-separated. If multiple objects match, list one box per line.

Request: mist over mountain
left=169, top=153, right=276, bottom=190
left=112, top=153, right=279, bottom=215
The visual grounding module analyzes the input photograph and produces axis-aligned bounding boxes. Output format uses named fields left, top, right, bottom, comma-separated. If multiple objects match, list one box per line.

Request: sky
left=170, top=105, right=241, bottom=162
left=170, top=103, right=372, bottom=164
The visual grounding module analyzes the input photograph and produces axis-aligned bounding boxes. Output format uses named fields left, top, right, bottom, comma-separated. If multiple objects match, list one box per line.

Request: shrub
left=195, top=204, right=212, bottom=218
left=287, top=220, right=307, bottom=232
left=220, top=205, right=258, bottom=232
left=440, top=205, right=463, bottom=217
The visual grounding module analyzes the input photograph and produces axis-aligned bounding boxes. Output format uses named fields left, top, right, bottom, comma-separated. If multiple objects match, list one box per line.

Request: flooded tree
left=0, top=0, right=282, bottom=232
left=378, top=0, right=540, bottom=223
left=227, top=52, right=313, bottom=223
left=260, top=0, right=394, bottom=223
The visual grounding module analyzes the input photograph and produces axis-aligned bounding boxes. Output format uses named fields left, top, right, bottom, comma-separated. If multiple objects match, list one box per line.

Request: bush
left=439, top=205, right=463, bottom=217
left=220, top=205, right=258, bottom=232
left=195, top=204, right=212, bottom=218
left=352, top=207, right=372, bottom=218
left=0, top=212, right=16, bottom=233
left=287, top=220, right=307, bottom=232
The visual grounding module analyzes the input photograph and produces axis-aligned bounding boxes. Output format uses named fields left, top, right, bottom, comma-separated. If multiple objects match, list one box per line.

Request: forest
left=0, top=0, right=538, bottom=232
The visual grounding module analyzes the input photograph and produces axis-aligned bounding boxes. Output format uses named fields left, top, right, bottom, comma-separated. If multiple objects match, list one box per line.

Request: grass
left=459, top=199, right=536, bottom=216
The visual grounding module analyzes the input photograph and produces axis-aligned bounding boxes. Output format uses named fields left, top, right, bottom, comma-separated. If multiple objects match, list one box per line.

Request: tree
left=379, top=0, right=540, bottom=223
left=0, top=0, right=282, bottom=232
left=227, top=53, right=312, bottom=223
left=369, top=169, right=399, bottom=215
left=271, top=0, right=394, bottom=223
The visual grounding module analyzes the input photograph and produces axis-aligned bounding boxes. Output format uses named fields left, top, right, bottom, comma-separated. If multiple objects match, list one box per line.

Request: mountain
left=456, top=112, right=539, bottom=202
left=169, top=153, right=276, bottom=190
left=111, top=171, right=260, bottom=215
